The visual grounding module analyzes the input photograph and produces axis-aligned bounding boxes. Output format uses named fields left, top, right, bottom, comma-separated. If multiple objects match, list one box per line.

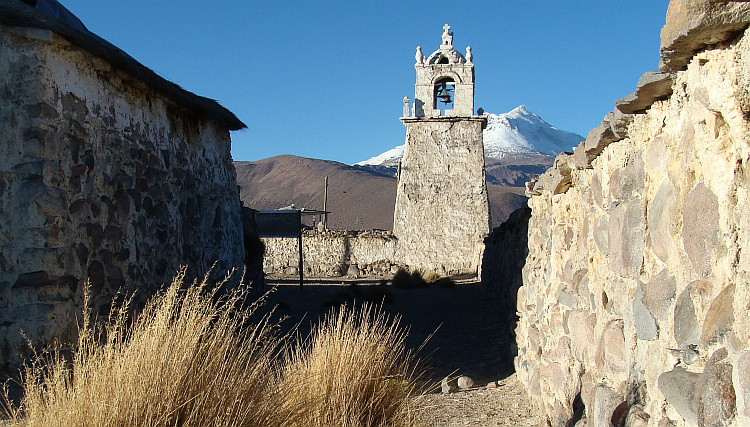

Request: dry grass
left=1, top=268, right=422, bottom=427
left=277, top=304, right=423, bottom=426
left=420, top=270, right=441, bottom=285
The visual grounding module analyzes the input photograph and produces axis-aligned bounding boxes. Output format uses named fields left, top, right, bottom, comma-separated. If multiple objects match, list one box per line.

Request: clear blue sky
left=61, top=1, right=669, bottom=165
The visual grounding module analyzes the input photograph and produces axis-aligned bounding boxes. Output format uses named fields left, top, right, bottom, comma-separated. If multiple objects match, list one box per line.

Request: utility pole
left=322, top=175, right=328, bottom=230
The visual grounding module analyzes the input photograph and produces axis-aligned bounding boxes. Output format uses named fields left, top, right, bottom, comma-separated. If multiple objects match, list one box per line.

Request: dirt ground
left=261, top=277, right=547, bottom=426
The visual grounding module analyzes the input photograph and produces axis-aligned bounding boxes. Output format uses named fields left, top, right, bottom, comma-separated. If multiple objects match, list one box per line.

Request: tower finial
left=441, top=24, right=453, bottom=47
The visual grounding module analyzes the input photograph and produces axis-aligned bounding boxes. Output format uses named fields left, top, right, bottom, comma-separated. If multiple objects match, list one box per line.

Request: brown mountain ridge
left=235, top=155, right=528, bottom=231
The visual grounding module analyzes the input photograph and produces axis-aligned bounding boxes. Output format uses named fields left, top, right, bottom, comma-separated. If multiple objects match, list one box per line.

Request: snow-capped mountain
left=355, top=105, right=583, bottom=166
left=483, top=105, right=583, bottom=158
left=355, top=145, right=404, bottom=167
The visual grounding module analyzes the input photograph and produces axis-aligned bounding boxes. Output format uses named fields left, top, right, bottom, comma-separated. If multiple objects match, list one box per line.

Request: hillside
left=235, top=155, right=396, bottom=231
left=235, top=155, right=526, bottom=230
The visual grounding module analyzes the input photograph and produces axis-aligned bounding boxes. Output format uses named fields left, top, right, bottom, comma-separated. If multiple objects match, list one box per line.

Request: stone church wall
left=513, top=3, right=750, bottom=425
left=0, top=26, right=244, bottom=372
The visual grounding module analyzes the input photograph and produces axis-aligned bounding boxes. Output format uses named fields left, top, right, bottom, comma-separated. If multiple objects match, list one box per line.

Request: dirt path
left=262, top=277, right=546, bottom=426
left=414, top=373, right=546, bottom=426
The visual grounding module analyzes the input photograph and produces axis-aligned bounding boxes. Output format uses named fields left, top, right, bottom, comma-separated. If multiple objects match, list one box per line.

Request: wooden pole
left=297, top=209, right=303, bottom=289
left=323, top=175, right=328, bottom=230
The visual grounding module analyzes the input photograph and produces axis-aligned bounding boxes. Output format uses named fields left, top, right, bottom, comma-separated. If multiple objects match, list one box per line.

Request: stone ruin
left=0, top=1, right=245, bottom=373
left=497, top=1, right=750, bottom=425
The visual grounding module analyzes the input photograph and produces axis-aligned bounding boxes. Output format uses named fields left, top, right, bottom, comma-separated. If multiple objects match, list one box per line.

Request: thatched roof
left=0, top=0, right=246, bottom=130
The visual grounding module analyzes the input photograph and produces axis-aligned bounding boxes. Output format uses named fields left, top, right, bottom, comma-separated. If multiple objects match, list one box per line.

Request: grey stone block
left=615, top=72, right=675, bottom=114
left=647, top=179, right=676, bottom=262
left=593, top=386, right=624, bottom=427
left=642, top=269, right=677, bottom=322
left=609, top=200, right=644, bottom=279
left=625, top=405, right=650, bottom=427
left=674, top=285, right=701, bottom=358
left=346, top=264, right=360, bottom=277
left=633, top=284, right=658, bottom=341
left=457, top=376, right=475, bottom=389
left=595, top=319, right=626, bottom=375
left=658, top=367, right=700, bottom=425
left=441, top=376, right=458, bottom=394
left=682, top=182, right=719, bottom=278
left=660, top=0, right=750, bottom=71
left=700, top=284, right=735, bottom=347
left=737, top=351, right=750, bottom=418
left=697, top=348, right=736, bottom=426
left=580, top=110, right=634, bottom=166
left=12, top=271, right=54, bottom=289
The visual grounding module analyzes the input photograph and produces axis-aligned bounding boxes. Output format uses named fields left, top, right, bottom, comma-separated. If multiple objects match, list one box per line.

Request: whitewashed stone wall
left=394, top=117, right=489, bottom=275
left=0, top=26, right=243, bottom=372
left=515, top=17, right=750, bottom=427
left=262, top=230, right=399, bottom=278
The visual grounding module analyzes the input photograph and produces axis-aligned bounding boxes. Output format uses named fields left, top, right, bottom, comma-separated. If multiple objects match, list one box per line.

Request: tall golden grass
left=278, top=305, right=420, bottom=426
left=1, top=268, right=423, bottom=426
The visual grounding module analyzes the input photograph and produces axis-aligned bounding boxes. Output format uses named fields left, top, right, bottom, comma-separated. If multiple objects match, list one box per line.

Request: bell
left=438, top=86, right=452, bottom=104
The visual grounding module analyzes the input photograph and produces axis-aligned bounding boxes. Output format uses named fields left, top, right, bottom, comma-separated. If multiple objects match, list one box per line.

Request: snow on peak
left=508, top=104, right=531, bottom=116
left=355, top=106, right=583, bottom=166
left=354, top=145, right=404, bottom=166
left=482, top=106, right=583, bottom=158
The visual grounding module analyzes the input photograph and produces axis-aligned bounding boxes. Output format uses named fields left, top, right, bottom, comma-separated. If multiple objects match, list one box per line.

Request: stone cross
left=442, top=24, right=453, bottom=46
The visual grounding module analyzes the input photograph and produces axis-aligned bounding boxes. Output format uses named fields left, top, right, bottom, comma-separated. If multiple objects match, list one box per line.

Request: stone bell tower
left=394, top=24, right=489, bottom=275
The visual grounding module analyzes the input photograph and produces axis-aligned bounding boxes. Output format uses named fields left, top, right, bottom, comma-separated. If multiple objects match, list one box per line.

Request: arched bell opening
left=434, top=77, right=455, bottom=112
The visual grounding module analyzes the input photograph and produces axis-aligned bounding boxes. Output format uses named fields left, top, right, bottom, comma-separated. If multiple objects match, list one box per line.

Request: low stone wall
left=514, top=3, right=750, bottom=425
left=263, top=230, right=401, bottom=278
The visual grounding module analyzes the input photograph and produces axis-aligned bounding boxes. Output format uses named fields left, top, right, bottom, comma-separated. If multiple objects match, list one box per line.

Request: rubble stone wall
left=262, top=230, right=400, bottom=278
left=394, top=117, right=489, bottom=275
left=514, top=11, right=750, bottom=426
left=0, top=27, right=243, bottom=372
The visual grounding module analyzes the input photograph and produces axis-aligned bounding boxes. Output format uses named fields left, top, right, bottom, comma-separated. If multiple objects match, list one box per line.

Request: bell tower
left=394, top=25, right=489, bottom=275
left=412, top=24, right=476, bottom=117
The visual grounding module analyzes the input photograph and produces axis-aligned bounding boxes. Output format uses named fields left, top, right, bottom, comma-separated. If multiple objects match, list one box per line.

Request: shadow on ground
left=259, top=277, right=516, bottom=390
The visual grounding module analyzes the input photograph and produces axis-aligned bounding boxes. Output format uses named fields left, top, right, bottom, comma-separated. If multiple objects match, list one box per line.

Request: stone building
left=0, top=0, right=246, bottom=372
left=393, top=25, right=489, bottom=275
left=508, top=1, right=750, bottom=425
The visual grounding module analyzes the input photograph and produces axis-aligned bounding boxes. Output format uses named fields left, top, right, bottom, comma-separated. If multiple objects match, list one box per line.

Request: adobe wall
left=0, top=27, right=243, bottom=372
left=513, top=3, right=750, bottom=425
left=262, top=230, right=400, bottom=278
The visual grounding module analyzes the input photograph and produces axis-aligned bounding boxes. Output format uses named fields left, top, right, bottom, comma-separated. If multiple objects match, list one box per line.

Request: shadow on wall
left=240, top=206, right=265, bottom=290
left=481, top=204, right=532, bottom=364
